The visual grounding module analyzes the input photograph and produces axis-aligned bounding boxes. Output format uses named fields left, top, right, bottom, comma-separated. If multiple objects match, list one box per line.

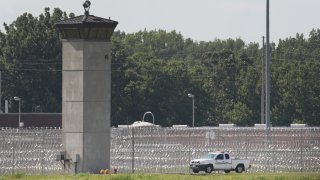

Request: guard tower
left=56, top=1, right=118, bottom=173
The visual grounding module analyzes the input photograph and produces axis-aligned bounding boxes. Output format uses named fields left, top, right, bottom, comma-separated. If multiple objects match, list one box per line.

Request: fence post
left=217, top=129, right=220, bottom=149
left=41, top=130, right=44, bottom=174
left=245, top=129, right=248, bottom=159
left=160, top=128, right=164, bottom=174
left=300, top=128, right=303, bottom=172
left=131, top=127, right=135, bottom=173
left=12, top=143, right=15, bottom=175
left=272, top=131, right=276, bottom=172
left=188, top=128, right=191, bottom=174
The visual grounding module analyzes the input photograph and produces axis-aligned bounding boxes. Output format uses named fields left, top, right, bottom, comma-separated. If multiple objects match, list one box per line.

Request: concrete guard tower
left=56, top=1, right=118, bottom=173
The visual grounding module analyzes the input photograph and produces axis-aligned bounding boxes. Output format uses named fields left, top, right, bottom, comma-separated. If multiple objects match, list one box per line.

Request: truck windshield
left=203, top=153, right=217, bottom=159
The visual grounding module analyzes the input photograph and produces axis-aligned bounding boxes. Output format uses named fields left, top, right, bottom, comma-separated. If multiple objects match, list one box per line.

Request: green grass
left=1, top=173, right=320, bottom=180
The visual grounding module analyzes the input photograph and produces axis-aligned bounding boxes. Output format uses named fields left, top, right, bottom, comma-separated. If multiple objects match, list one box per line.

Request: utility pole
left=261, top=37, right=265, bottom=124
left=265, top=0, right=271, bottom=129
left=0, top=71, right=2, bottom=113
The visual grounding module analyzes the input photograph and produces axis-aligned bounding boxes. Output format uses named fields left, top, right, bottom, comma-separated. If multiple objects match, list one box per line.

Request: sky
left=1, top=0, right=320, bottom=44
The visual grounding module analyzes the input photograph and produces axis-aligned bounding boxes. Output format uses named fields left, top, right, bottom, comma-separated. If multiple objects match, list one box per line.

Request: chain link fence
left=1, top=127, right=320, bottom=174
left=0, top=127, right=63, bottom=175
left=110, top=127, right=320, bottom=173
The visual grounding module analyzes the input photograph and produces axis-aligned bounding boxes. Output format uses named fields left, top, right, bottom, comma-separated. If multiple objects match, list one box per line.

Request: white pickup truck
left=190, top=151, right=251, bottom=173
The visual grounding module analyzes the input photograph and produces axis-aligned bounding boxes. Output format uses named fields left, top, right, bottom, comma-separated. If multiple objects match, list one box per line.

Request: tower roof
left=55, top=15, right=118, bottom=40
left=55, top=15, right=118, bottom=29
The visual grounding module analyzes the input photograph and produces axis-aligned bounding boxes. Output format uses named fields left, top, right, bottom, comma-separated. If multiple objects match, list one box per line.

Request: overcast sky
left=1, top=0, right=320, bottom=44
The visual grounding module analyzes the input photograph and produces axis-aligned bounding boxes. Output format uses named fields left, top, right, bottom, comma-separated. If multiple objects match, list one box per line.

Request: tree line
left=0, top=9, right=319, bottom=126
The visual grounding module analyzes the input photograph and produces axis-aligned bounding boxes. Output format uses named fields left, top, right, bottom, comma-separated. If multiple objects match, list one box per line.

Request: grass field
left=1, top=173, right=320, bottom=180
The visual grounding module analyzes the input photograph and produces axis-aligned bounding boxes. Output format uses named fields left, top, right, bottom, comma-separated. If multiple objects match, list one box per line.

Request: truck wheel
left=236, top=165, right=244, bottom=173
left=192, top=169, right=199, bottom=173
left=224, top=170, right=230, bottom=173
left=205, top=165, right=212, bottom=173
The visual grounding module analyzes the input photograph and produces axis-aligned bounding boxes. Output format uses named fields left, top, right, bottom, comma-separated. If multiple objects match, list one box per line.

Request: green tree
left=0, top=8, right=69, bottom=112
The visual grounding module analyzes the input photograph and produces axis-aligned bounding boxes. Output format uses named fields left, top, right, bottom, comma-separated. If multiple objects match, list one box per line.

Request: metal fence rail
left=1, top=127, right=320, bottom=174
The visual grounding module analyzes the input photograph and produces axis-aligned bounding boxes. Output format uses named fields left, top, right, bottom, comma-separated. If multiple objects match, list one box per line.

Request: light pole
left=13, top=96, right=22, bottom=128
left=188, top=93, right=195, bottom=127
left=265, top=0, right=271, bottom=129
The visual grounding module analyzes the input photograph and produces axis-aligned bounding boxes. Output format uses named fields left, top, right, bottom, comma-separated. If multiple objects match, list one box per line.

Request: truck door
left=215, top=153, right=232, bottom=170
left=214, top=154, right=225, bottom=170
